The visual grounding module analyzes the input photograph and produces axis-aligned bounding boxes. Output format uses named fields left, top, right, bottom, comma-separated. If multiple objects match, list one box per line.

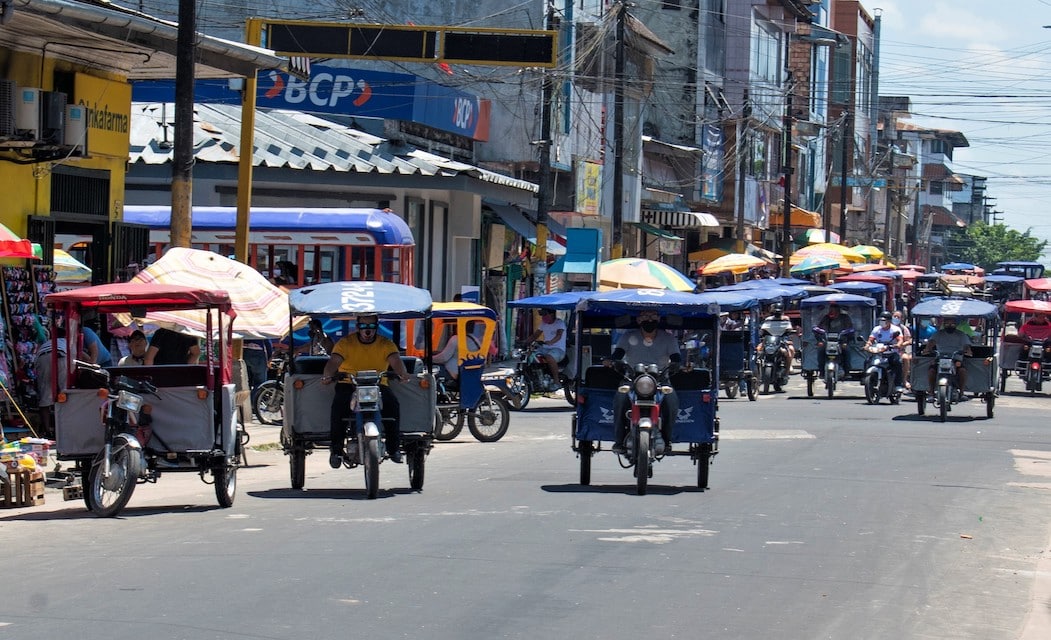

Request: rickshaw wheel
left=998, top=371, right=1007, bottom=394
left=214, top=464, right=237, bottom=508
left=253, top=380, right=284, bottom=425
left=468, top=392, right=511, bottom=443
left=290, top=448, right=307, bottom=490
left=635, top=431, right=650, bottom=496
left=746, top=377, right=758, bottom=401
left=806, top=374, right=815, bottom=397
left=85, top=437, right=141, bottom=518
left=986, top=393, right=995, bottom=418
left=916, top=391, right=926, bottom=415
left=364, top=439, right=380, bottom=499
left=433, top=408, right=464, bottom=441
left=578, top=440, right=593, bottom=486
left=408, top=446, right=426, bottom=491
left=563, top=381, right=576, bottom=406
left=697, top=444, right=712, bottom=490
left=724, top=380, right=739, bottom=399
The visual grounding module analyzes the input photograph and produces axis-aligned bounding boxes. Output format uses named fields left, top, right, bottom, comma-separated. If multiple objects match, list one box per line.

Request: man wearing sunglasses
left=322, top=314, right=411, bottom=466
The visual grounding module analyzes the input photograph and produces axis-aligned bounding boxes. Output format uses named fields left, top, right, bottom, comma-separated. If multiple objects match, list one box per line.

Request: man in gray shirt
left=923, top=317, right=973, bottom=392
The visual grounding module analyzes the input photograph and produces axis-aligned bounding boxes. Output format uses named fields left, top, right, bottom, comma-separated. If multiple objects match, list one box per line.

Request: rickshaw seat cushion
left=104, top=365, right=211, bottom=388
left=583, top=366, right=623, bottom=389
left=671, top=369, right=712, bottom=391
left=293, top=356, right=328, bottom=375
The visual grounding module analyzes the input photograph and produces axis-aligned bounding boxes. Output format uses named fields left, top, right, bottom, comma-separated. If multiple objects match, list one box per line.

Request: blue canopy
left=288, top=281, right=432, bottom=319
left=726, top=278, right=809, bottom=290
left=910, top=296, right=999, bottom=319
left=829, top=281, right=887, bottom=296
left=799, top=293, right=878, bottom=309
left=506, top=291, right=595, bottom=311
left=940, top=262, right=976, bottom=271
left=575, top=289, right=720, bottom=317
left=983, top=274, right=1025, bottom=284
left=692, top=291, right=760, bottom=313
left=712, top=284, right=808, bottom=303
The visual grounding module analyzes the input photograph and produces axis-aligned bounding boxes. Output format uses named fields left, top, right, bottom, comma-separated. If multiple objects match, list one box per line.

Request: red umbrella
left=0, top=223, right=34, bottom=258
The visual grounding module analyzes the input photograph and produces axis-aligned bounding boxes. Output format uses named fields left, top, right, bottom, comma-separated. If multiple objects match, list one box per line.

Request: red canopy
left=1025, top=278, right=1051, bottom=293
left=45, top=283, right=234, bottom=314
left=1005, top=299, right=1051, bottom=314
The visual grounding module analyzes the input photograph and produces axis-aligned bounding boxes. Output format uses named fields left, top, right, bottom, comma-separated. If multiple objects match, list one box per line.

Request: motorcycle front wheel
left=510, top=372, right=530, bottom=410
left=635, top=430, right=650, bottom=496
left=937, top=385, right=949, bottom=422
left=213, top=463, right=237, bottom=508
left=468, top=392, right=511, bottom=443
left=825, top=369, right=836, bottom=398
left=85, top=436, right=141, bottom=517
left=864, top=375, right=880, bottom=405
left=364, top=439, right=380, bottom=499
left=253, top=380, right=284, bottom=425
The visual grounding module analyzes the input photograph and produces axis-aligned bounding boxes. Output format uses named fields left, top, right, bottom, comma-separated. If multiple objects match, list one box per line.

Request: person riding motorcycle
left=813, top=303, right=855, bottom=373
left=756, top=303, right=796, bottom=373
left=603, top=309, right=681, bottom=457
left=1018, top=311, right=1051, bottom=358
left=528, top=308, right=567, bottom=391
left=923, top=317, right=973, bottom=394
left=322, top=313, right=411, bottom=467
left=864, top=311, right=905, bottom=393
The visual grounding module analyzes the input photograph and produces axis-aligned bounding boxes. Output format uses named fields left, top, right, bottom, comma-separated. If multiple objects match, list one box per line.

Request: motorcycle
left=253, top=350, right=288, bottom=425
left=481, top=364, right=530, bottom=410
left=759, top=334, right=791, bottom=394
left=82, top=368, right=158, bottom=517
left=329, top=370, right=393, bottom=499
left=1022, top=338, right=1051, bottom=393
left=862, top=343, right=901, bottom=405
left=613, top=361, right=676, bottom=496
left=513, top=342, right=575, bottom=406
left=814, top=328, right=854, bottom=397
left=928, top=350, right=964, bottom=422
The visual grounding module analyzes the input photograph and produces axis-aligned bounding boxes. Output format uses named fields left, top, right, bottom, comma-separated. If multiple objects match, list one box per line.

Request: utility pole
left=171, top=0, right=196, bottom=248
left=533, top=1, right=556, bottom=294
left=838, top=108, right=851, bottom=241
left=735, top=93, right=751, bottom=254
left=611, top=2, right=627, bottom=259
left=781, top=71, right=794, bottom=277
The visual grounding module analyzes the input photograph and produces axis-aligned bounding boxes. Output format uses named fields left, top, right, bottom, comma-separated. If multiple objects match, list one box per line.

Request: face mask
left=891, top=318, right=901, bottom=326
left=640, top=321, right=659, bottom=332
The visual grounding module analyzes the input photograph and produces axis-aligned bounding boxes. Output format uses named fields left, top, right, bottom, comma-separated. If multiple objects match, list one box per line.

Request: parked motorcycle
left=862, top=343, right=901, bottom=404
left=513, top=342, right=575, bottom=406
left=84, top=368, right=157, bottom=517
left=253, top=351, right=288, bottom=424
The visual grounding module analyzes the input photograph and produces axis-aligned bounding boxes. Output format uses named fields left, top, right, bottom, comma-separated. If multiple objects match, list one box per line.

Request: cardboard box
left=0, top=470, right=45, bottom=508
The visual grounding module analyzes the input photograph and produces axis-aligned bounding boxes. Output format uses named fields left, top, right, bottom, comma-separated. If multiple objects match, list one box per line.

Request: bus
left=123, top=205, right=415, bottom=286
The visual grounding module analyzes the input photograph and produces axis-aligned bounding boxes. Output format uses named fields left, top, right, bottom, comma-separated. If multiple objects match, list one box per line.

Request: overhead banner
left=132, top=64, right=490, bottom=141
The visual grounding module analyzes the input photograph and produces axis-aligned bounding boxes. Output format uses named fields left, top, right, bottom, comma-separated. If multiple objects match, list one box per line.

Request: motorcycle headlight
left=634, top=374, right=657, bottom=397
left=116, top=390, right=144, bottom=412
left=355, top=386, right=381, bottom=404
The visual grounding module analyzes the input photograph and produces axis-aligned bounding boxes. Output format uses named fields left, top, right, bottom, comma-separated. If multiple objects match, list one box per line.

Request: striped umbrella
left=128, top=248, right=301, bottom=337
left=0, top=223, right=34, bottom=259
left=698, top=253, right=771, bottom=276
left=852, top=245, right=884, bottom=260
left=597, top=258, right=696, bottom=291
left=790, top=254, right=842, bottom=277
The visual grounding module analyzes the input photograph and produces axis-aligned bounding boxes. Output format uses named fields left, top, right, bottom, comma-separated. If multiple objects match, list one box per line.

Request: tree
left=945, top=222, right=1047, bottom=272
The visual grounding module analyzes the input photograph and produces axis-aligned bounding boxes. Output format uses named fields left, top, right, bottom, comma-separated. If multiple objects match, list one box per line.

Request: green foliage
left=945, top=222, right=1047, bottom=271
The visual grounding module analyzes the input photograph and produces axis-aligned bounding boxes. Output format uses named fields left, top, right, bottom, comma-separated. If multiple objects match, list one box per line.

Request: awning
left=484, top=201, right=566, bottom=255
left=770, top=204, right=822, bottom=228
left=641, top=209, right=720, bottom=228
left=631, top=222, right=683, bottom=241
left=549, top=254, right=597, bottom=275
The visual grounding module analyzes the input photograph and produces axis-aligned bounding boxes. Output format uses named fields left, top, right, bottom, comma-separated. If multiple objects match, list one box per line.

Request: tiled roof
left=129, top=102, right=537, bottom=193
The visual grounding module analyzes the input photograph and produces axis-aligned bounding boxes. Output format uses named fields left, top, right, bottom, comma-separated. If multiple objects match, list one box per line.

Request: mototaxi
left=411, top=301, right=511, bottom=442
left=909, top=296, right=999, bottom=420
left=799, top=293, right=877, bottom=397
left=571, top=289, right=721, bottom=494
left=45, top=283, right=240, bottom=516
left=281, top=281, right=436, bottom=497
left=997, top=298, right=1051, bottom=394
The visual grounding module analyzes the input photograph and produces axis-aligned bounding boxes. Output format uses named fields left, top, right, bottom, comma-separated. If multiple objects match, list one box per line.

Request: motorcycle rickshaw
left=710, top=291, right=760, bottom=400
left=799, top=293, right=877, bottom=397
left=281, top=281, right=436, bottom=498
left=412, top=301, right=511, bottom=442
left=1024, top=277, right=1051, bottom=302
left=829, top=280, right=888, bottom=314
left=909, top=297, right=999, bottom=421
left=572, top=289, right=722, bottom=494
left=997, top=298, right=1051, bottom=394
left=834, top=271, right=901, bottom=313
left=45, top=283, right=240, bottom=517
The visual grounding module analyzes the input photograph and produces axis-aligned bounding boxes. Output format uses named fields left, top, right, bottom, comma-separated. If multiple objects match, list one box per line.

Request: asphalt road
left=2, top=375, right=1050, bottom=640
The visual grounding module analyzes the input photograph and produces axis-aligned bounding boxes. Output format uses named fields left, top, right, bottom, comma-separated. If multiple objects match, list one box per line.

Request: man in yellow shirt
left=322, top=314, right=411, bottom=467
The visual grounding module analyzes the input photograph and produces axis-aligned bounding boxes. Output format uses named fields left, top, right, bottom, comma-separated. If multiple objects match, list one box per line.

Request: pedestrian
left=118, top=330, right=148, bottom=365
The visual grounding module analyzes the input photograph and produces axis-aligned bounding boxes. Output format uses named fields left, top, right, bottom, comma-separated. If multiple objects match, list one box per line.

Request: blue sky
left=876, top=0, right=1051, bottom=261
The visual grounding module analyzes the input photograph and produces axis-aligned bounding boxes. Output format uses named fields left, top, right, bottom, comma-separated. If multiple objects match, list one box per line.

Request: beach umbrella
left=53, top=249, right=92, bottom=283
left=793, top=243, right=867, bottom=264
left=688, top=238, right=779, bottom=263
left=790, top=255, right=842, bottom=277
left=698, top=253, right=771, bottom=276
left=795, top=228, right=841, bottom=244
left=128, top=247, right=303, bottom=338
left=0, top=223, right=34, bottom=259
left=852, top=245, right=884, bottom=260
left=597, top=258, right=696, bottom=291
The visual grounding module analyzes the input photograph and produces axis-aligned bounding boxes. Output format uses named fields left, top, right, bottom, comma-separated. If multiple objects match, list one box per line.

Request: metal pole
left=781, top=72, right=794, bottom=277
left=534, top=1, right=555, bottom=292
left=839, top=108, right=851, bottom=241
left=611, top=2, right=626, bottom=259
left=170, top=0, right=196, bottom=248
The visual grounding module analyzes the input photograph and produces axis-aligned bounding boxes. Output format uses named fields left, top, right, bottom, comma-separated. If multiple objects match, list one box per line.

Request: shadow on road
left=540, top=483, right=702, bottom=496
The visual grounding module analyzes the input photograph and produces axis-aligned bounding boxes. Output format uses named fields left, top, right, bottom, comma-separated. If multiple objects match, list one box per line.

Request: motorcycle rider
left=756, top=303, right=796, bottom=374
left=322, top=313, right=411, bottom=466
left=923, top=317, right=973, bottom=395
left=528, top=308, right=567, bottom=391
left=892, top=310, right=913, bottom=389
left=864, top=311, right=905, bottom=393
left=813, top=303, right=855, bottom=374
left=1018, top=311, right=1051, bottom=358
left=603, top=309, right=681, bottom=457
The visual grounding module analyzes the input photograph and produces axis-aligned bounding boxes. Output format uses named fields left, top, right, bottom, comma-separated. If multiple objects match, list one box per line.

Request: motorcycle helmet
left=771, top=303, right=783, bottom=315
left=879, top=311, right=893, bottom=322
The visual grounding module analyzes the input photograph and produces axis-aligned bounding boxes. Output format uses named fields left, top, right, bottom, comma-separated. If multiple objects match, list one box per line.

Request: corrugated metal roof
left=129, top=102, right=537, bottom=193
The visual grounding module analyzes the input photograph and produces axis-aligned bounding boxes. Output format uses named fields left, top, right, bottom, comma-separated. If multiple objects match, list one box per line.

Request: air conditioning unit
left=0, top=79, right=14, bottom=138
left=40, top=91, right=66, bottom=145
left=15, top=87, right=40, bottom=140
left=65, top=104, right=87, bottom=155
